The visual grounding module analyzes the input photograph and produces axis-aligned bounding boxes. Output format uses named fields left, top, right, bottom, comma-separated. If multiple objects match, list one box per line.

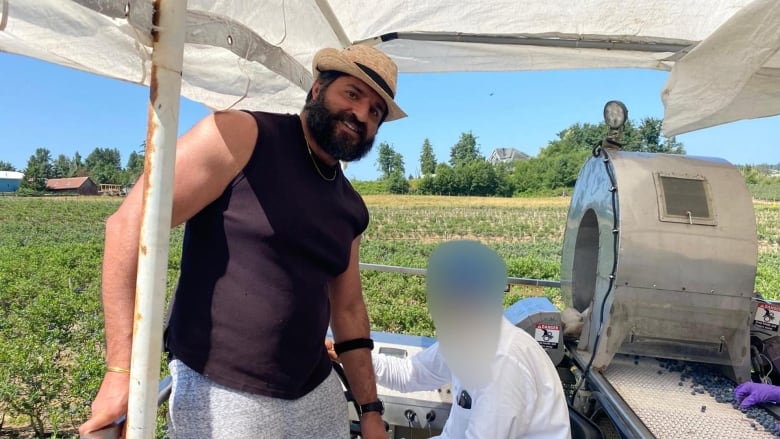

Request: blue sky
left=1, top=52, right=777, bottom=181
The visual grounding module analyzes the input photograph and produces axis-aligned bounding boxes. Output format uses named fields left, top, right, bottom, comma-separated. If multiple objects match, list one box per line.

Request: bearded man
left=79, top=45, right=406, bottom=439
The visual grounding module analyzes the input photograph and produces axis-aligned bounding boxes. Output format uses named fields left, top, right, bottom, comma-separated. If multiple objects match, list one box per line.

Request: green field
left=2, top=195, right=780, bottom=436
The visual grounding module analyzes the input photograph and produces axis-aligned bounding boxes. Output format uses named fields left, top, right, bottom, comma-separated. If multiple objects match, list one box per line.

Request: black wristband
left=334, top=337, right=374, bottom=355
left=359, top=400, right=385, bottom=416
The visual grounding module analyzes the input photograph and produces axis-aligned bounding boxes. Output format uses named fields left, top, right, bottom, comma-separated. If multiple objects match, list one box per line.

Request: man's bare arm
left=329, top=236, right=387, bottom=439
left=79, top=110, right=258, bottom=435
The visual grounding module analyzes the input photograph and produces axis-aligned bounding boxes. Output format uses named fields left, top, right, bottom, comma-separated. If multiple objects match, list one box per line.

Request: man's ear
left=311, top=79, right=323, bottom=100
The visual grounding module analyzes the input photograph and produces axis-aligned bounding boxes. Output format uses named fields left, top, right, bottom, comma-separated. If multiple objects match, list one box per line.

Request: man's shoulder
left=242, top=110, right=301, bottom=124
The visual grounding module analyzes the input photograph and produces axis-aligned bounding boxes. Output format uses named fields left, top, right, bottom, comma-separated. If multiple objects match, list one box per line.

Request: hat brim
left=313, top=48, right=406, bottom=122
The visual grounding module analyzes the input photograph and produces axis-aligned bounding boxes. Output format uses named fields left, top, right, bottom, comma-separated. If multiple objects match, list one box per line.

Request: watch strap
left=359, top=400, right=384, bottom=416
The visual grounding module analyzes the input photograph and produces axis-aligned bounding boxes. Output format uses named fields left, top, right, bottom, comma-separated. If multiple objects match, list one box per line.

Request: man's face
left=304, top=75, right=386, bottom=162
left=429, top=294, right=501, bottom=389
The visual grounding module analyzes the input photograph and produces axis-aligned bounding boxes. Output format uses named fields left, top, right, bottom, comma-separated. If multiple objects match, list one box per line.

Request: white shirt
left=373, top=317, right=571, bottom=439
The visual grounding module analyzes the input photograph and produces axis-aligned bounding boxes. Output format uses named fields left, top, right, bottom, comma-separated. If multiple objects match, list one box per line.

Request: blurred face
left=428, top=290, right=503, bottom=390
left=425, top=240, right=508, bottom=389
left=304, top=75, right=386, bottom=162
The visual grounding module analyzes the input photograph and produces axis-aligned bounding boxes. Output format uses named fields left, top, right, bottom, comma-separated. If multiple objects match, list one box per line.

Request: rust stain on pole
left=143, top=114, right=158, bottom=188
left=142, top=0, right=162, bottom=203
left=129, top=0, right=187, bottom=439
left=128, top=0, right=186, bottom=435
left=137, top=0, right=162, bottom=338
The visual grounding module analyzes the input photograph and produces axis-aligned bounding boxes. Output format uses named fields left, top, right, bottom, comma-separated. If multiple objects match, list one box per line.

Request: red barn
left=45, top=177, right=99, bottom=195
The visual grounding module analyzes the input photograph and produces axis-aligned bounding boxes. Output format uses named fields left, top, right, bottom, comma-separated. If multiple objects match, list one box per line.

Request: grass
left=359, top=195, right=569, bottom=334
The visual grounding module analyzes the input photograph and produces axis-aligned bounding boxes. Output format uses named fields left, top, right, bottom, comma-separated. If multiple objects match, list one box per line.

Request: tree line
left=1, top=146, right=145, bottom=193
left=2, top=117, right=683, bottom=197
left=370, top=117, right=685, bottom=196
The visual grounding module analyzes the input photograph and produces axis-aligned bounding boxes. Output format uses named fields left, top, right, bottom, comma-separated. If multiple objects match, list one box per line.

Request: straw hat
left=313, top=45, right=407, bottom=121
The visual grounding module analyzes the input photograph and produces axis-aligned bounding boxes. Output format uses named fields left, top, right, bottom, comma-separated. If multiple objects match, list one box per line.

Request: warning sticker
left=534, top=323, right=560, bottom=350
left=754, top=302, right=780, bottom=332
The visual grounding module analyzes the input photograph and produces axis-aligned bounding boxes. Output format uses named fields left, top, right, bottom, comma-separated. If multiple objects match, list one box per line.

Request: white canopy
left=2, top=0, right=778, bottom=136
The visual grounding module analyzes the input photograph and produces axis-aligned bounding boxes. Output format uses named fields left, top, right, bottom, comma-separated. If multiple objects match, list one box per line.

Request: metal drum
left=561, top=148, right=757, bottom=382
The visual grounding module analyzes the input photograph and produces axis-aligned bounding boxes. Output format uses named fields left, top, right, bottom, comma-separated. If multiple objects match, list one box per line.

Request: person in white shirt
left=370, top=240, right=571, bottom=439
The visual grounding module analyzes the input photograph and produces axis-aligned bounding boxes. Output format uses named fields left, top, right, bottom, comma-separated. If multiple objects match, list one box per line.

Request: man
left=79, top=45, right=406, bottom=439
left=353, top=241, right=571, bottom=438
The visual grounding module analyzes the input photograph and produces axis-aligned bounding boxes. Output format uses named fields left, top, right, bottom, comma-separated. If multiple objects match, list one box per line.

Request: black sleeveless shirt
left=165, top=111, right=369, bottom=399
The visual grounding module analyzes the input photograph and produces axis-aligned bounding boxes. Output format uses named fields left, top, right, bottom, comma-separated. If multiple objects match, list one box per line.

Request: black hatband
left=355, top=63, right=394, bottom=98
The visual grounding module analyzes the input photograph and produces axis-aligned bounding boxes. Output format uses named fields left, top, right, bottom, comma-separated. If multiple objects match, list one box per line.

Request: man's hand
left=78, top=372, right=130, bottom=437
left=360, top=412, right=389, bottom=439
left=325, top=338, right=339, bottom=361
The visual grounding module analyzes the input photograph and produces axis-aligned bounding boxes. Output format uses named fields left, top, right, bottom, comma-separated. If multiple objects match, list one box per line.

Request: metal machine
left=560, top=102, right=757, bottom=383
left=557, top=102, right=780, bottom=438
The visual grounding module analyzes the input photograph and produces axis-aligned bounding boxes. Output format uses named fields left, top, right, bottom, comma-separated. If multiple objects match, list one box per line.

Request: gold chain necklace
left=305, top=138, right=337, bottom=181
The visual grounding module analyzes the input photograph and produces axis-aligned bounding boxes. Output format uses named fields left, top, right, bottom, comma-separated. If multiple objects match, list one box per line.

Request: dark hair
left=306, top=70, right=345, bottom=103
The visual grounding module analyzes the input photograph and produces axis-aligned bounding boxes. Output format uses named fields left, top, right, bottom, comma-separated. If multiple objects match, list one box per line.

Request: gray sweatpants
left=168, top=360, right=348, bottom=438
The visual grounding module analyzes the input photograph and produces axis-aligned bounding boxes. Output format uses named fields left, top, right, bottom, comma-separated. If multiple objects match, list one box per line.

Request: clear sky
left=1, top=52, right=777, bottom=181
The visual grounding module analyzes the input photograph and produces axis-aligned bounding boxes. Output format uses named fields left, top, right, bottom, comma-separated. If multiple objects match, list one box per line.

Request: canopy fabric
left=1, top=0, right=777, bottom=135
left=660, top=0, right=780, bottom=136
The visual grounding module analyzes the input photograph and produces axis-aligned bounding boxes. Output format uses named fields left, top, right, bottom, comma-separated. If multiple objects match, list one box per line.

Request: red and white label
left=754, top=302, right=780, bottom=332
left=534, top=323, right=561, bottom=349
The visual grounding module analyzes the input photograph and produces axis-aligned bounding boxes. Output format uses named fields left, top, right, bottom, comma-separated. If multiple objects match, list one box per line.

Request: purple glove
left=735, top=382, right=780, bottom=408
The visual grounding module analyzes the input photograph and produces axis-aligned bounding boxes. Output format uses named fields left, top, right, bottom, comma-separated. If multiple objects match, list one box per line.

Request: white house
left=487, top=148, right=530, bottom=164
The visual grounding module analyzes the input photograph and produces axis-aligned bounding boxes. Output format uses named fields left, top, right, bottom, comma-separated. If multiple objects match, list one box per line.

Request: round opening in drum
left=572, top=209, right=598, bottom=312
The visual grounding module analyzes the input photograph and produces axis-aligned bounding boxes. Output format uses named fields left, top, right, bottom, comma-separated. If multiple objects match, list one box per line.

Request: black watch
left=359, top=400, right=385, bottom=416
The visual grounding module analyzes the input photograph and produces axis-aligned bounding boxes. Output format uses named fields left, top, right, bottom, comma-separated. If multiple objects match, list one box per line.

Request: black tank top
left=165, top=111, right=369, bottom=399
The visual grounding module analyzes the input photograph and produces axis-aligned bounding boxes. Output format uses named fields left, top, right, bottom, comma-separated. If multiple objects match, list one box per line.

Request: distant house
left=488, top=148, right=530, bottom=164
left=45, top=177, right=99, bottom=195
left=0, top=171, right=24, bottom=192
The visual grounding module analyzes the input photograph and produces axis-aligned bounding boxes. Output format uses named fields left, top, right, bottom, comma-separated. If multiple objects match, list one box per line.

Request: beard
left=304, top=94, right=376, bottom=162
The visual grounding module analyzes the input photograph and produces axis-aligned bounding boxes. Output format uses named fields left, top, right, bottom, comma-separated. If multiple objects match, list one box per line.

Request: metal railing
left=359, top=263, right=562, bottom=288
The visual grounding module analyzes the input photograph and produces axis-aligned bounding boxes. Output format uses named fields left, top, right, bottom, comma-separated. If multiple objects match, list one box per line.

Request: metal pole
left=126, top=0, right=187, bottom=437
left=313, top=0, right=352, bottom=47
left=355, top=31, right=695, bottom=54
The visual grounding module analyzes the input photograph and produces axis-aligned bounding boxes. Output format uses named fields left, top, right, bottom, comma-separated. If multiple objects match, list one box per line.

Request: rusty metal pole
left=126, top=0, right=187, bottom=438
